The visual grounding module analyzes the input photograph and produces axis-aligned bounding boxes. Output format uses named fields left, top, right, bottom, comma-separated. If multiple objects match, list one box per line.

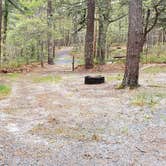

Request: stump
left=85, top=76, right=105, bottom=84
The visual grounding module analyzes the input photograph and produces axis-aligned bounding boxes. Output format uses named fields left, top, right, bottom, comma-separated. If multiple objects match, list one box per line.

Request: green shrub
left=141, top=44, right=166, bottom=63
left=0, top=85, right=11, bottom=99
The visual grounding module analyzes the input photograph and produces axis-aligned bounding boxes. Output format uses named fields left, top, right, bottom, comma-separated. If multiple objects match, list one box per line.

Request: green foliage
left=0, top=85, right=11, bottom=99
left=1, top=0, right=165, bottom=69
left=110, top=47, right=126, bottom=57
left=141, top=54, right=166, bottom=64
left=33, top=75, right=62, bottom=83
left=3, top=0, right=70, bottom=67
left=141, top=44, right=166, bottom=63
left=1, top=56, right=39, bottom=68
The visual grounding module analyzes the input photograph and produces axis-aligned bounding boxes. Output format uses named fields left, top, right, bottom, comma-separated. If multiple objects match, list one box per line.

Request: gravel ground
left=0, top=51, right=166, bottom=166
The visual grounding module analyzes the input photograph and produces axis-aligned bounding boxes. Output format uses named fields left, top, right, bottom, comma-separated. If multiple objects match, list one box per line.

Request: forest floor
left=0, top=48, right=166, bottom=166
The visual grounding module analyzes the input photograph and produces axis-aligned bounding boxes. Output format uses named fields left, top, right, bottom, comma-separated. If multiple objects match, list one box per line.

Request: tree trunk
left=40, top=41, right=44, bottom=68
left=122, top=0, right=143, bottom=88
left=97, top=20, right=109, bottom=64
left=47, top=0, right=54, bottom=65
left=84, top=0, right=95, bottom=69
left=97, top=0, right=110, bottom=65
left=3, top=0, right=9, bottom=61
left=72, top=16, right=79, bottom=49
left=0, top=0, right=2, bottom=67
left=93, top=12, right=98, bottom=59
left=53, top=40, right=56, bottom=58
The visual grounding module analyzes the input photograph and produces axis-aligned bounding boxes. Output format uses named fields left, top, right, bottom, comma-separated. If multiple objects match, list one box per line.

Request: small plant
left=144, top=114, right=152, bottom=121
left=33, top=75, right=62, bottom=83
left=121, top=126, right=129, bottom=134
left=0, top=84, right=11, bottom=99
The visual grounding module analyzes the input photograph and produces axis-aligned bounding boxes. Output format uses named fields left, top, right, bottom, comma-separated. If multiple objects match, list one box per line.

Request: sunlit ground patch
left=33, top=75, right=62, bottom=83
left=107, top=74, right=123, bottom=82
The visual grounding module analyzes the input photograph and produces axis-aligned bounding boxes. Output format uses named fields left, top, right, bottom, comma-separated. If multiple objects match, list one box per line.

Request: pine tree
left=84, top=0, right=95, bottom=69
left=122, top=0, right=143, bottom=88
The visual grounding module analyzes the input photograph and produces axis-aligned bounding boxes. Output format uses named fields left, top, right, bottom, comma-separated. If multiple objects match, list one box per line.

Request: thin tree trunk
left=53, top=40, right=56, bottom=58
left=0, top=0, right=2, bottom=67
left=72, top=15, right=79, bottom=49
left=3, top=0, right=9, bottom=61
left=122, top=0, right=143, bottom=88
left=97, top=21, right=109, bottom=64
left=84, top=0, right=95, bottom=69
left=40, top=41, right=44, bottom=68
left=47, top=0, right=54, bottom=65
left=97, top=0, right=110, bottom=65
left=93, top=15, right=98, bottom=59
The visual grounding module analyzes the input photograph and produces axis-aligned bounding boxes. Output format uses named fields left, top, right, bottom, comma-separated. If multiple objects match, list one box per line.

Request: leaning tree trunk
left=47, top=0, right=54, bottom=65
left=122, top=0, right=143, bottom=88
left=0, top=0, right=2, bottom=67
left=84, top=0, right=95, bottom=69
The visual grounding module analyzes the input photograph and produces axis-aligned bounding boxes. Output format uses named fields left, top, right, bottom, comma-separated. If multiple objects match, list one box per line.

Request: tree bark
left=40, top=41, right=44, bottom=68
left=97, top=0, right=119, bottom=64
left=97, top=19, right=109, bottom=64
left=3, top=0, right=9, bottom=61
left=122, top=0, right=143, bottom=88
left=84, top=0, right=95, bottom=69
left=0, top=0, right=2, bottom=66
left=47, top=0, right=54, bottom=65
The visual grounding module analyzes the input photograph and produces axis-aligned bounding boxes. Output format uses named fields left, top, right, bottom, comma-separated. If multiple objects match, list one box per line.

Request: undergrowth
left=0, top=84, right=11, bottom=99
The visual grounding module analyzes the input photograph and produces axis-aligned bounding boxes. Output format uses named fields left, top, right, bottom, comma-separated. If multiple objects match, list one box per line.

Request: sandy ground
left=0, top=49, right=166, bottom=166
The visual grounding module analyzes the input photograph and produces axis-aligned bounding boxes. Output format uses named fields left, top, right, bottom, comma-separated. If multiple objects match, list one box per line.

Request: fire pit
left=85, top=75, right=105, bottom=84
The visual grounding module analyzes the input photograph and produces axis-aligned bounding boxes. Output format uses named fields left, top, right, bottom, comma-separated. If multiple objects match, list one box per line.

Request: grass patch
left=0, top=84, right=11, bottom=99
left=132, top=92, right=166, bottom=107
left=107, top=74, right=123, bottom=82
left=143, top=66, right=166, bottom=74
left=142, top=54, right=166, bottom=63
left=33, top=75, right=62, bottom=83
left=141, top=44, right=166, bottom=63
left=5, top=73, right=21, bottom=80
left=121, top=126, right=129, bottom=135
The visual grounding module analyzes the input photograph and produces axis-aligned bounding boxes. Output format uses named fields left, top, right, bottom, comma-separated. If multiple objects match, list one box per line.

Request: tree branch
left=143, top=0, right=166, bottom=40
left=104, top=14, right=127, bottom=23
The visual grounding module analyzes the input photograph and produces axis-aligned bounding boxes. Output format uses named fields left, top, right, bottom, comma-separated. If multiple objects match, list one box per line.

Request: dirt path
left=55, top=47, right=73, bottom=65
left=0, top=49, right=166, bottom=166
